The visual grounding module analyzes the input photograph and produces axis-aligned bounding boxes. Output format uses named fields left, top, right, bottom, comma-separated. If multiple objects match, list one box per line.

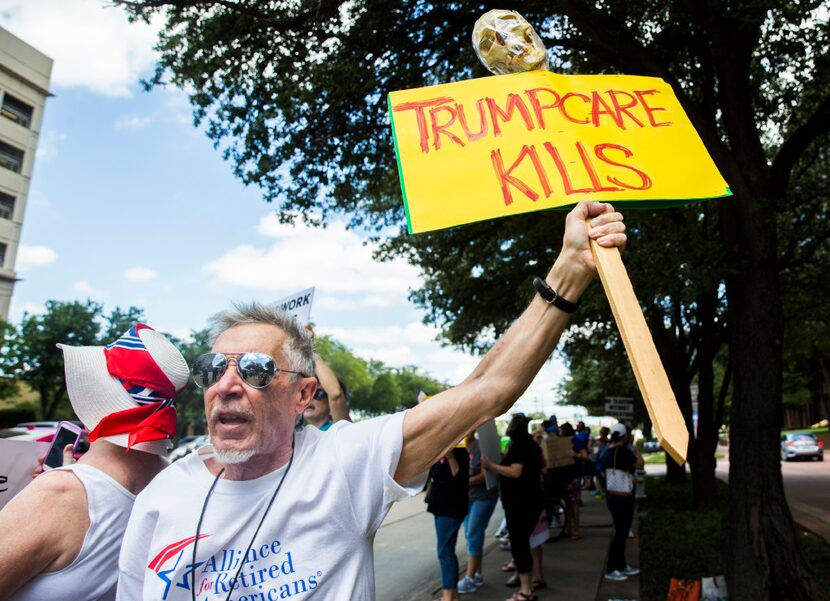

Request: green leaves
left=314, top=334, right=446, bottom=415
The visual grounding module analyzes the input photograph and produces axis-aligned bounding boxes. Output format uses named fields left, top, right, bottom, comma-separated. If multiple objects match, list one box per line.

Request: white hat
left=611, top=423, right=628, bottom=438
left=58, top=324, right=189, bottom=455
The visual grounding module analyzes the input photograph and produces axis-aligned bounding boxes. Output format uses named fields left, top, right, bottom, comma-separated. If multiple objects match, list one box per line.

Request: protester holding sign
left=598, top=423, right=644, bottom=581
left=117, top=201, right=625, bottom=600
left=0, top=324, right=188, bottom=601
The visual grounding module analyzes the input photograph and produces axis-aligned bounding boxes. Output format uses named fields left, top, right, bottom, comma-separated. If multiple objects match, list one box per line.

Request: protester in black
left=598, top=423, right=644, bottom=581
left=482, top=414, right=544, bottom=601
left=427, top=445, right=470, bottom=601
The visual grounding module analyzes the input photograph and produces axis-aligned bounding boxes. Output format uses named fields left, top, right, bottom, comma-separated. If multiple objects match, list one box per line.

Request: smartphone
left=42, top=421, right=83, bottom=470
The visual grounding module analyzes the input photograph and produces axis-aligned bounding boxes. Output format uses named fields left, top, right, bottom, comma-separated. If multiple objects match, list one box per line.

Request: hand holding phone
left=42, top=421, right=83, bottom=471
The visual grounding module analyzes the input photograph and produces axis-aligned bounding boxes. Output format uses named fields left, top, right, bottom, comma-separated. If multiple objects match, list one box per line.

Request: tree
left=313, top=335, right=446, bottom=414
left=313, top=335, right=375, bottom=411
left=0, top=320, right=20, bottom=400
left=102, top=306, right=146, bottom=342
left=117, top=2, right=829, bottom=596
left=6, top=301, right=102, bottom=419
left=368, top=371, right=401, bottom=414
left=390, top=366, right=446, bottom=410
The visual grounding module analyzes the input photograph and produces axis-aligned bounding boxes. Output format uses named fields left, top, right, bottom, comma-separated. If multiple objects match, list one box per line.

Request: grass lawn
left=783, top=426, right=829, bottom=436
left=639, top=476, right=830, bottom=600
left=642, top=452, right=723, bottom=465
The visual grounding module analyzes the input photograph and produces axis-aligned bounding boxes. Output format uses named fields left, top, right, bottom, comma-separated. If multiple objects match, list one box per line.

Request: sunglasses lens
left=192, top=353, right=227, bottom=388
left=238, top=353, right=276, bottom=388
left=314, top=388, right=328, bottom=401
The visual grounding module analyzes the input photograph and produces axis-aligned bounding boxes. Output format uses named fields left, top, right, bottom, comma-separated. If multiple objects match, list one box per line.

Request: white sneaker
left=473, top=572, right=485, bottom=587
left=457, top=576, right=477, bottom=594
left=622, top=565, right=640, bottom=576
left=605, top=570, right=628, bottom=581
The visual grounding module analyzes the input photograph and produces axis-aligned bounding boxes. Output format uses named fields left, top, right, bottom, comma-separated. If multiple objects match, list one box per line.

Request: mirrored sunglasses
left=313, top=387, right=328, bottom=401
left=191, top=352, right=307, bottom=389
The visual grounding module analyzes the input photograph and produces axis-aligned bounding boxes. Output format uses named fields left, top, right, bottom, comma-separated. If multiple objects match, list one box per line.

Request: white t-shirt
left=117, top=411, right=425, bottom=601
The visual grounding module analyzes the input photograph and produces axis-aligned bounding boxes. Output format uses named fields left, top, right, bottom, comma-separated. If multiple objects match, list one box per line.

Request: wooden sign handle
left=588, top=222, right=689, bottom=464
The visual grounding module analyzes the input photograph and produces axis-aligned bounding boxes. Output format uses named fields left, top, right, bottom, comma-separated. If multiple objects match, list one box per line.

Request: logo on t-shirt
left=149, top=535, right=321, bottom=600
left=149, top=534, right=212, bottom=600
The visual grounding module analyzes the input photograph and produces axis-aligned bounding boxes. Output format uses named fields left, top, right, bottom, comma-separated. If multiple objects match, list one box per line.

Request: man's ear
left=295, top=376, right=318, bottom=414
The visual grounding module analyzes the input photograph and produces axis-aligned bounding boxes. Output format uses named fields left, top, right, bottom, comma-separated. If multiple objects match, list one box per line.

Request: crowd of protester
left=421, top=410, right=643, bottom=601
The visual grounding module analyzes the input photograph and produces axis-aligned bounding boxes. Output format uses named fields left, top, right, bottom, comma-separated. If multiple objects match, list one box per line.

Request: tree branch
left=111, top=0, right=342, bottom=28
left=770, top=94, right=830, bottom=199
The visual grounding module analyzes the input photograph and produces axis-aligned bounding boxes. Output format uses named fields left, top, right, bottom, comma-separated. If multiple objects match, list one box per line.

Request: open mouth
left=218, top=415, right=249, bottom=425
left=213, top=409, right=254, bottom=428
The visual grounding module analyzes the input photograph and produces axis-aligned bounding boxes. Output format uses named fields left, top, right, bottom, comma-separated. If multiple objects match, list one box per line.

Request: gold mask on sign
left=472, top=10, right=548, bottom=75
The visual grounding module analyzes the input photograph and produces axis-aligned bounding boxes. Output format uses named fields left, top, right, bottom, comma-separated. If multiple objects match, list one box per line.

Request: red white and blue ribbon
left=88, top=324, right=178, bottom=449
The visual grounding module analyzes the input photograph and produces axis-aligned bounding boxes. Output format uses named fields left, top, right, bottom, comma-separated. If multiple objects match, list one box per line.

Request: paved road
left=373, top=492, right=504, bottom=601
left=774, top=454, right=830, bottom=539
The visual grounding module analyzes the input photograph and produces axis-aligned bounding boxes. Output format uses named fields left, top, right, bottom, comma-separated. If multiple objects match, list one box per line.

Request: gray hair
left=209, top=301, right=315, bottom=379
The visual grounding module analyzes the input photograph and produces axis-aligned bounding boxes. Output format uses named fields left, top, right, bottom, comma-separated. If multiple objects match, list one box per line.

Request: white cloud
left=316, top=294, right=394, bottom=310
left=204, top=217, right=419, bottom=296
left=322, top=322, right=438, bottom=347
left=115, top=114, right=153, bottom=129
left=352, top=345, right=417, bottom=367
left=0, top=0, right=163, bottom=97
left=35, top=130, right=67, bottom=159
left=73, top=280, right=105, bottom=296
left=15, top=244, right=57, bottom=271
left=124, top=266, right=158, bottom=282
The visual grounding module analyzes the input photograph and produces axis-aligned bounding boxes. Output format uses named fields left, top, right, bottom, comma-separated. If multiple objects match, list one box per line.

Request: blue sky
left=0, top=0, right=577, bottom=417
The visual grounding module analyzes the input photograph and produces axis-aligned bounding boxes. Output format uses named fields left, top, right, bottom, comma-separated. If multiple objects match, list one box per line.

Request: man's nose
left=213, top=359, right=244, bottom=397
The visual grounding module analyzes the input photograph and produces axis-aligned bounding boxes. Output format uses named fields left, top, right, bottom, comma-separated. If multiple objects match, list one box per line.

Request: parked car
left=780, top=433, right=823, bottom=462
left=642, top=439, right=662, bottom=453
left=169, top=434, right=210, bottom=462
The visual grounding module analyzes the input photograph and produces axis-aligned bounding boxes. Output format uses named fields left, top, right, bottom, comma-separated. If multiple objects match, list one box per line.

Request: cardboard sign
left=476, top=419, right=501, bottom=490
left=271, top=287, right=315, bottom=325
left=389, top=70, right=730, bottom=233
left=541, top=435, right=575, bottom=469
left=0, top=439, right=49, bottom=510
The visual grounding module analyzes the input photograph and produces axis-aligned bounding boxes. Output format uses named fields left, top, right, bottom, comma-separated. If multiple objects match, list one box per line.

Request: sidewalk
left=417, top=492, right=641, bottom=601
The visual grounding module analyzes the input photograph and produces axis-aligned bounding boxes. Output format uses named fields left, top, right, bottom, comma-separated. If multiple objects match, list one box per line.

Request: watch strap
left=533, top=277, right=580, bottom=313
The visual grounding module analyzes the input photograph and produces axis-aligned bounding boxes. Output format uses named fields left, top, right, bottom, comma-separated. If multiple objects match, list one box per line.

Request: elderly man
left=117, top=201, right=625, bottom=601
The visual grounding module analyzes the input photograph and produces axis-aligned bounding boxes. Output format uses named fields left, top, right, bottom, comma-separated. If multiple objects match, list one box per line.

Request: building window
left=1, top=93, right=33, bottom=129
left=0, top=192, right=13, bottom=220
left=0, top=141, right=23, bottom=173
left=0, top=242, right=6, bottom=268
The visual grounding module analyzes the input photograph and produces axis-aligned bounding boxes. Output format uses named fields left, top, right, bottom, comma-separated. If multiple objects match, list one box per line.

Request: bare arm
left=314, top=353, right=351, bottom=423
left=633, top=446, right=645, bottom=470
left=394, top=201, right=626, bottom=483
left=481, top=455, right=522, bottom=479
left=0, top=471, right=88, bottom=599
left=446, top=451, right=460, bottom=477
left=469, top=472, right=486, bottom=487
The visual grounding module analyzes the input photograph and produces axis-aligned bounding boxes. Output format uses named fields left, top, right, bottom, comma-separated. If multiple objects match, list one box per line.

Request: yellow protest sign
left=389, top=70, right=730, bottom=234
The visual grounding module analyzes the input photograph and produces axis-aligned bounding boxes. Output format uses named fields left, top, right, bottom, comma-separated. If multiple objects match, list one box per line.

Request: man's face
left=303, top=388, right=330, bottom=422
left=205, top=323, right=314, bottom=462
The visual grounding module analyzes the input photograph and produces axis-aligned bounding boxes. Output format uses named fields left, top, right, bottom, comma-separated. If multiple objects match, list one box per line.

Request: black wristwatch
left=533, top=277, right=580, bottom=313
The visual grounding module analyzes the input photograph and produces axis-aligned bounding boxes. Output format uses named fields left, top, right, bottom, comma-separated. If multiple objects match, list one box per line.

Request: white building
left=0, top=27, right=52, bottom=320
